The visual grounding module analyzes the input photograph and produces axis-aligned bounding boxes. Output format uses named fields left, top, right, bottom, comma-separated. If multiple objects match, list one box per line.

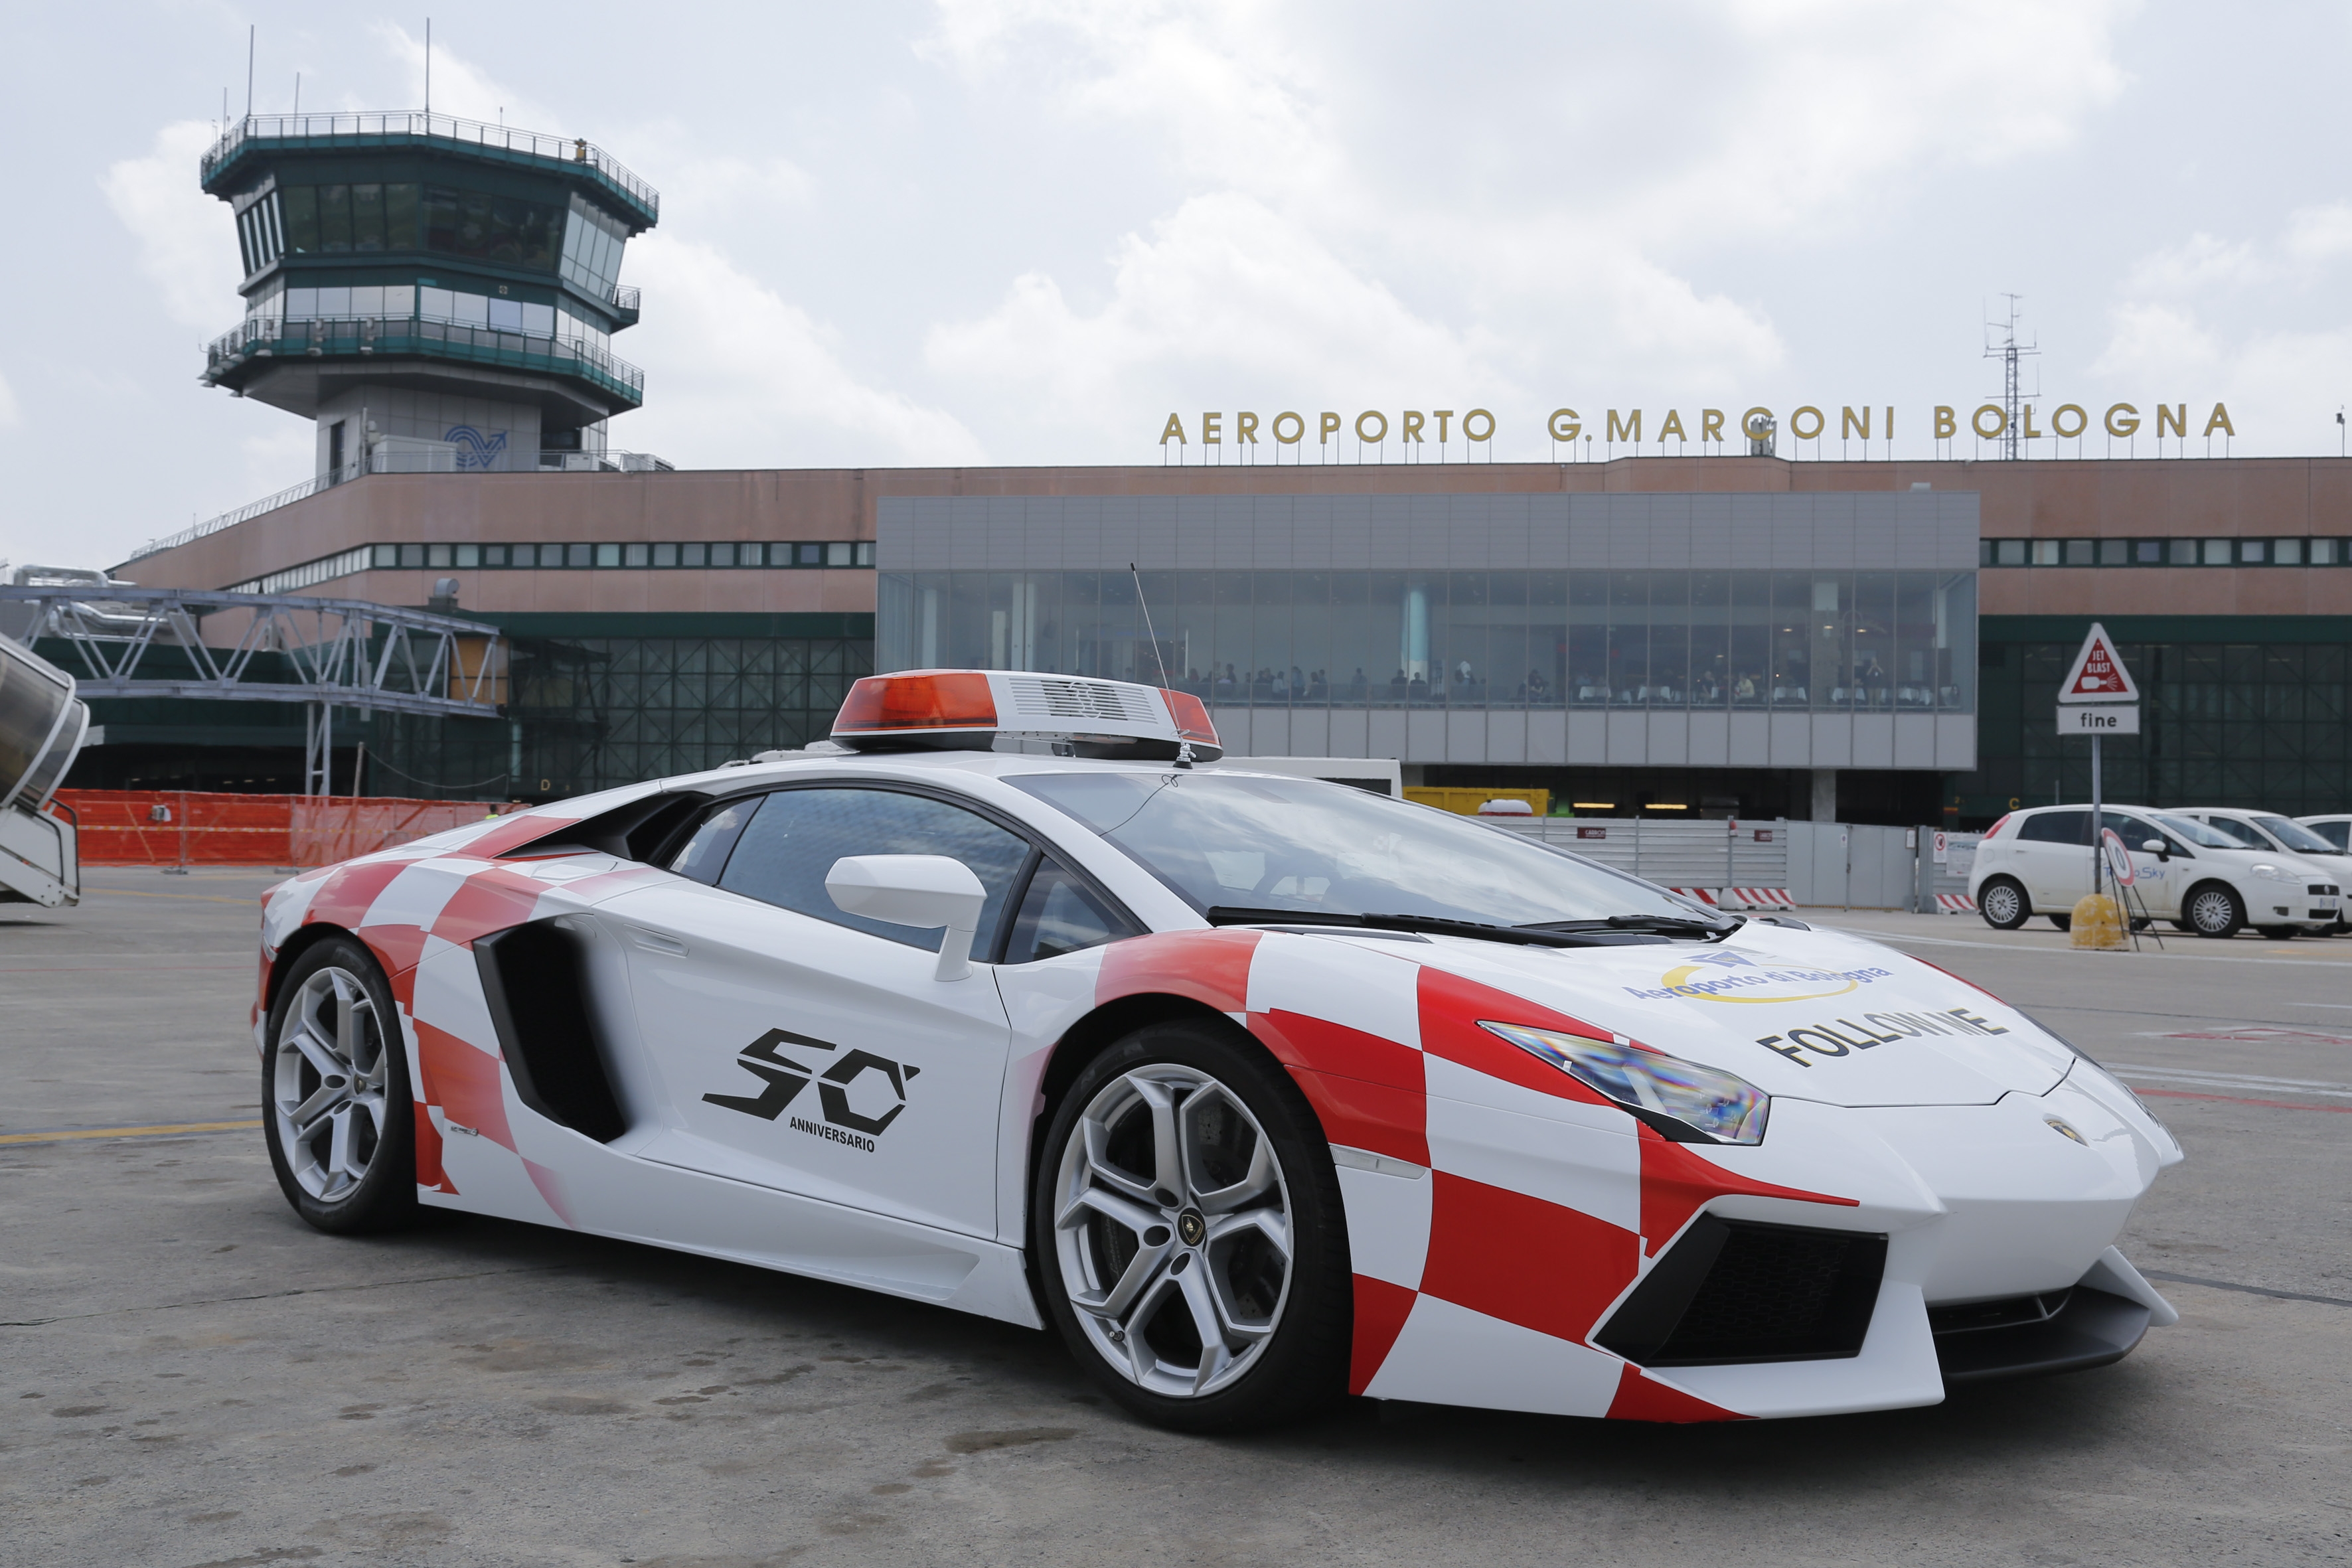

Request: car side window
left=2098, top=812, right=2184, bottom=858
left=667, top=799, right=755, bottom=884
left=716, top=787, right=1034, bottom=953
left=1003, top=860, right=1139, bottom=964
left=2316, top=821, right=2352, bottom=850
left=2017, top=810, right=2090, bottom=844
left=2201, top=817, right=2266, bottom=848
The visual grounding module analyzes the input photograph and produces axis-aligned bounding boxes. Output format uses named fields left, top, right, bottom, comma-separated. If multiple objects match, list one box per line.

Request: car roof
left=639, top=747, right=1345, bottom=798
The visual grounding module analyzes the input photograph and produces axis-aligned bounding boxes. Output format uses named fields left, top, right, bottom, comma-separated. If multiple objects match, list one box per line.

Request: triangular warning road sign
left=2058, top=621, right=2139, bottom=703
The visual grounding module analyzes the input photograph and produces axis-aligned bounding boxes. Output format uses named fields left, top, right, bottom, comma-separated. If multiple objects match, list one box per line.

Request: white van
left=1969, top=804, right=2343, bottom=939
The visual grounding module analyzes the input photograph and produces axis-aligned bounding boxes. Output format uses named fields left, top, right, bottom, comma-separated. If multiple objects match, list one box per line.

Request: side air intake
left=1597, top=1216, right=1887, bottom=1366
left=472, top=921, right=630, bottom=1143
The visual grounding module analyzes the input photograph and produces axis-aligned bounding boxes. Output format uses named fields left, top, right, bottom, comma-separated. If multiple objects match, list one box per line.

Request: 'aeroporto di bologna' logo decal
left=1622, top=949, right=1897, bottom=1005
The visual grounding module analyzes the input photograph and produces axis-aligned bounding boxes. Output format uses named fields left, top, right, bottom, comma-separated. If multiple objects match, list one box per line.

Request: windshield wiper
left=1203, top=907, right=1654, bottom=947
left=1518, top=913, right=1745, bottom=943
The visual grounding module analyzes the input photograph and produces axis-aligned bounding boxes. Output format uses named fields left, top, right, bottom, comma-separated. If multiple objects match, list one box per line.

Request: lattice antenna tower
left=1983, top=294, right=2040, bottom=461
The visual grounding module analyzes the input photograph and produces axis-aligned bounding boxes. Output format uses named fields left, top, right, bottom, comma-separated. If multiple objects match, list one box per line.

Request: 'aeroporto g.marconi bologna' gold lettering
left=1160, top=404, right=2236, bottom=449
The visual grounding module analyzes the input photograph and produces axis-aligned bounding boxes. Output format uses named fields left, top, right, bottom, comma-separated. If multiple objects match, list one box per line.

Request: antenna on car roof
left=1131, top=563, right=1194, bottom=768
left=1130, top=563, right=1172, bottom=689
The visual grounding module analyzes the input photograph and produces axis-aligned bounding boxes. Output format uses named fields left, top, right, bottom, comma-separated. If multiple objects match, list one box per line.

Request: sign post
left=2056, top=622, right=2141, bottom=903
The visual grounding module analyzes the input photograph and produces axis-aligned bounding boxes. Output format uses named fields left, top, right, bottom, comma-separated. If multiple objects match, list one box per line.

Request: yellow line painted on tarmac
left=0, top=1119, right=263, bottom=1145
left=81, top=888, right=264, bottom=904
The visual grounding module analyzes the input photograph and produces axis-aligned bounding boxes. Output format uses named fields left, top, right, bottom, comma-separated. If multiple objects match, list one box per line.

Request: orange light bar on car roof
left=1162, top=688, right=1219, bottom=749
left=833, top=671, right=997, bottom=734
left=830, top=669, right=1221, bottom=761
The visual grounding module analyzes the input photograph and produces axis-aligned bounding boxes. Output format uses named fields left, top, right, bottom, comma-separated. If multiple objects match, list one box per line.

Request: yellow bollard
left=2070, top=894, right=2127, bottom=950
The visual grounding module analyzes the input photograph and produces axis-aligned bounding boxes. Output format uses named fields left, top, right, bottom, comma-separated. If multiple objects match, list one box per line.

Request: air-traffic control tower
left=196, top=113, right=658, bottom=477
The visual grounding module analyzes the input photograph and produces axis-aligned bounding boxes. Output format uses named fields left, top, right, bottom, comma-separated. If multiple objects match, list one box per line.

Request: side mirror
left=826, top=854, right=988, bottom=980
left=2141, top=839, right=2166, bottom=859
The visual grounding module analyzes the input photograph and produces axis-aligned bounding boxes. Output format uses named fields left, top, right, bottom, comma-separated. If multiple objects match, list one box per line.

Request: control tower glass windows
left=351, top=183, right=387, bottom=250
left=275, top=181, right=560, bottom=270
left=236, top=192, right=284, bottom=275
left=561, top=193, right=628, bottom=301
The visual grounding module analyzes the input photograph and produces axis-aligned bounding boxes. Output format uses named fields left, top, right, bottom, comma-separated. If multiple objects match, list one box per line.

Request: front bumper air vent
left=1597, top=1216, right=1888, bottom=1366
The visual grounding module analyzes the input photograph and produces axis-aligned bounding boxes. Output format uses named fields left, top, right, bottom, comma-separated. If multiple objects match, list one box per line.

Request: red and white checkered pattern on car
left=1089, top=928, right=1859, bottom=1423
left=256, top=803, right=671, bottom=1230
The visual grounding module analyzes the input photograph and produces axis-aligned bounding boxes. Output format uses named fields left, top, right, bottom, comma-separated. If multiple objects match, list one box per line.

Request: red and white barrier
left=1723, top=888, right=1796, bottom=909
left=1935, top=892, right=1978, bottom=913
left=1667, top=887, right=1721, bottom=906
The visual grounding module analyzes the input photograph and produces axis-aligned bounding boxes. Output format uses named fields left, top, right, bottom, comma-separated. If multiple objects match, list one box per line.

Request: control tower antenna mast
left=1983, top=293, right=2039, bottom=461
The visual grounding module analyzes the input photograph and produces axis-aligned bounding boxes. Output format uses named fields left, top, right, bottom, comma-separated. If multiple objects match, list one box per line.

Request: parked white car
left=2170, top=808, right=2352, bottom=935
left=2294, top=815, right=2352, bottom=852
left=1969, top=805, right=2343, bottom=939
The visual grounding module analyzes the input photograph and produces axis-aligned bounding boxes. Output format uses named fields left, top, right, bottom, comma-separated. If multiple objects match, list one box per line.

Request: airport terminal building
left=45, top=114, right=2352, bottom=827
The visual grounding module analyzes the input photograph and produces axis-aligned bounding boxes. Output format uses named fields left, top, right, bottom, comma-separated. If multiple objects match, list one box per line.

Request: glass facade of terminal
left=880, top=568, right=1977, bottom=714
left=1966, top=621, right=2352, bottom=820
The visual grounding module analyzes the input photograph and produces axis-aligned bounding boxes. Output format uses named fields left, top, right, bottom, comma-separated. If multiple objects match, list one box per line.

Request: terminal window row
left=370, top=541, right=876, bottom=570
left=1980, top=536, right=2349, bottom=567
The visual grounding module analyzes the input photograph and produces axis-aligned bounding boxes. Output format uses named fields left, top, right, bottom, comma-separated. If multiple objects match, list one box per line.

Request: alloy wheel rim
left=2191, top=890, right=2234, bottom=932
left=1052, top=1065, right=1294, bottom=1399
left=272, top=966, right=390, bottom=1202
left=1985, top=883, right=2019, bottom=923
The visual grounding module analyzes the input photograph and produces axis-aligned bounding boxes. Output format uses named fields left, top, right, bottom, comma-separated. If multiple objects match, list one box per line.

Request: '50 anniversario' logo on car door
left=703, top=1028, right=920, bottom=1152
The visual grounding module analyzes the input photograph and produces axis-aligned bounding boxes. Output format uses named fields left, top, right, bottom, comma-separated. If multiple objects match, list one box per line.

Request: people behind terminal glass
left=1157, top=651, right=1959, bottom=708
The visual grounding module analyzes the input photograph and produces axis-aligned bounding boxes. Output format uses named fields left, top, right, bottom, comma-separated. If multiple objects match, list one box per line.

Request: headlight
left=1479, top=1022, right=1770, bottom=1144
left=2249, top=863, right=2299, bottom=884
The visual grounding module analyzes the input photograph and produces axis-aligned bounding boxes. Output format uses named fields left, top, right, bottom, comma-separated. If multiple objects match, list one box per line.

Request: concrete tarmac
left=4, top=873, right=2347, bottom=1567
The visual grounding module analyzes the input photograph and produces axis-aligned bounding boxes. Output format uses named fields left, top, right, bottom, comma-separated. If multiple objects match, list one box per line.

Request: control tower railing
left=201, top=112, right=659, bottom=222
left=201, top=314, right=645, bottom=406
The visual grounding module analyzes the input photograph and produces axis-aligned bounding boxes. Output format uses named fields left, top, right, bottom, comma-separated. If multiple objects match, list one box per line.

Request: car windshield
left=1008, top=770, right=1701, bottom=927
left=2150, top=813, right=2242, bottom=849
left=2256, top=815, right=2341, bottom=854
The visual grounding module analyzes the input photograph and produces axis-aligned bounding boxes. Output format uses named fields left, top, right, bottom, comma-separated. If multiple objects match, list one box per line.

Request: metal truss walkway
left=0, top=584, right=505, bottom=795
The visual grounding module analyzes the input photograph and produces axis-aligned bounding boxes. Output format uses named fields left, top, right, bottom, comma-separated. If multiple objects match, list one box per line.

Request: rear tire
left=262, top=936, right=419, bottom=1235
left=1978, top=877, right=2029, bottom=931
left=2260, top=926, right=2297, bottom=941
left=1032, top=1019, right=1350, bottom=1433
left=2185, top=883, right=2244, bottom=939
left=2048, top=913, right=2073, bottom=933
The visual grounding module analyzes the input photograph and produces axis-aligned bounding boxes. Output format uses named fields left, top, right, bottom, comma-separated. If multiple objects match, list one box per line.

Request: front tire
left=2260, top=926, right=2298, bottom=941
left=262, top=936, right=419, bottom=1234
left=2185, top=883, right=2244, bottom=939
left=2048, top=912, right=2073, bottom=933
left=1032, top=1020, right=1350, bottom=1433
left=1978, top=877, right=2029, bottom=931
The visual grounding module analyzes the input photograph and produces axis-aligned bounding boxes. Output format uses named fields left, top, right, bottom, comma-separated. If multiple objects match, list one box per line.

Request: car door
left=2098, top=811, right=2182, bottom=917
left=2009, top=809, right=2092, bottom=909
left=591, top=783, right=1035, bottom=1239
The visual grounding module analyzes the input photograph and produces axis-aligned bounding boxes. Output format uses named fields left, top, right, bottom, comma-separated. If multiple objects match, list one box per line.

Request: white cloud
left=2117, top=233, right=2266, bottom=296
left=368, top=23, right=560, bottom=130
left=927, top=193, right=1496, bottom=435
left=913, top=0, right=2134, bottom=455
left=2090, top=301, right=2221, bottom=382
left=102, top=120, right=242, bottom=331
left=621, top=234, right=986, bottom=466
left=2281, top=202, right=2352, bottom=266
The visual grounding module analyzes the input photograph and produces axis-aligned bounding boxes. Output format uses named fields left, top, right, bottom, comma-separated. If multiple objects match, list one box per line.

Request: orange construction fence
left=56, top=790, right=516, bottom=868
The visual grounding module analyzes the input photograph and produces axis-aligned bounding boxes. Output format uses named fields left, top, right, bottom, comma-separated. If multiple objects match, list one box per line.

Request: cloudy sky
left=3, top=0, right=2349, bottom=569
